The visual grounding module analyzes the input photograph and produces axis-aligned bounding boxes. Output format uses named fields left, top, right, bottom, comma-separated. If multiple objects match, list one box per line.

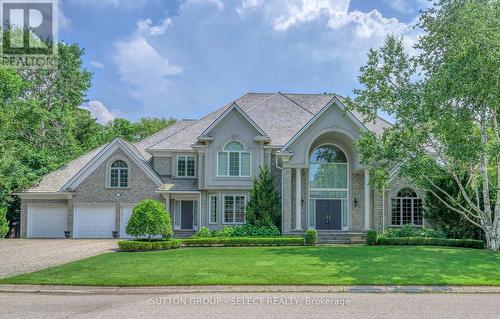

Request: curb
left=1, top=285, right=499, bottom=295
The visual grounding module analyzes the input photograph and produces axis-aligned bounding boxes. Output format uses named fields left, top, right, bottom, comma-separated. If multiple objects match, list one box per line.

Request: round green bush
left=304, top=229, right=317, bottom=245
left=125, top=199, right=173, bottom=240
left=366, top=230, right=378, bottom=245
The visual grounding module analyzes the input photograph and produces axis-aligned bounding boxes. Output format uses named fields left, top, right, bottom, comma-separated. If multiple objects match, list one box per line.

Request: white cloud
left=112, top=33, right=182, bottom=103
left=136, top=17, right=172, bottom=36
left=89, top=60, right=105, bottom=68
left=69, top=0, right=153, bottom=9
left=80, top=100, right=117, bottom=124
left=382, top=0, right=413, bottom=14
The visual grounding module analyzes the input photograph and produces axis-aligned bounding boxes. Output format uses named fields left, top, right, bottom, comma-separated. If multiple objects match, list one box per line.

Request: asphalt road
left=1, top=292, right=499, bottom=319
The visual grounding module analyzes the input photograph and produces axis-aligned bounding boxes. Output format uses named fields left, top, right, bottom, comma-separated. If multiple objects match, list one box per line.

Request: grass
left=1, top=245, right=499, bottom=286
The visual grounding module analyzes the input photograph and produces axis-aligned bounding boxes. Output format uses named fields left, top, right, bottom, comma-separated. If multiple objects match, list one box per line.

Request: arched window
left=308, top=145, right=349, bottom=230
left=391, top=188, right=423, bottom=225
left=110, top=160, right=128, bottom=188
left=217, top=141, right=251, bottom=177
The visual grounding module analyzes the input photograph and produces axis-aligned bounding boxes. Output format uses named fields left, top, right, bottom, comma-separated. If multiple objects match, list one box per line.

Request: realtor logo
left=0, top=0, right=58, bottom=68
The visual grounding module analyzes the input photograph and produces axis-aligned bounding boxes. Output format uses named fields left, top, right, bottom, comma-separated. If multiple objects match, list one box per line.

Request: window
left=217, top=141, right=251, bottom=177
left=391, top=188, right=423, bottom=226
left=223, top=195, right=246, bottom=223
left=308, top=145, right=349, bottom=229
left=177, top=155, right=196, bottom=177
left=110, top=160, right=128, bottom=188
left=209, top=195, right=218, bottom=224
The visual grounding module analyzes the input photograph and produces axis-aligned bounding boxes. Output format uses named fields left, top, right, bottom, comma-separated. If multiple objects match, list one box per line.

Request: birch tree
left=348, top=0, right=500, bottom=250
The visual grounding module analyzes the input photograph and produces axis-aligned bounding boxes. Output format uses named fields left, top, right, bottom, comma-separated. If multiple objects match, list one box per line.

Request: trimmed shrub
left=181, top=237, right=304, bottom=247
left=209, top=225, right=281, bottom=238
left=194, top=227, right=212, bottom=238
left=118, top=239, right=181, bottom=252
left=0, top=207, right=9, bottom=238
left=304, top=230, right=317, bottom=246
left=383, top=225, right=446, bottom=239
left=366, top=230, right=378, bottom=245
left=377, top=237, right=485, bottom=249
left=126, top=199, right=173, bottom=240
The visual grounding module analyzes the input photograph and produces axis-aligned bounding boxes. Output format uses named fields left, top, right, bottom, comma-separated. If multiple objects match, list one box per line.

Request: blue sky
left=59, top=0, right=428, bottom=123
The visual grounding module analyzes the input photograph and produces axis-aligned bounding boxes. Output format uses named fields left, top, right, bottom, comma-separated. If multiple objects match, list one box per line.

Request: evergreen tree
left=246, top=166, right=281, bottom=229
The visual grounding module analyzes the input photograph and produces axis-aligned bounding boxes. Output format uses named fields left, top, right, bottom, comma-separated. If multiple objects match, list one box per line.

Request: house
left=16, top=93, right=425, bottom=241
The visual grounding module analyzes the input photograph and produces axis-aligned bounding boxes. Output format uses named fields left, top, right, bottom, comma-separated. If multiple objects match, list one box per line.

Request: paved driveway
left=0, top=239, right=118, bottom=278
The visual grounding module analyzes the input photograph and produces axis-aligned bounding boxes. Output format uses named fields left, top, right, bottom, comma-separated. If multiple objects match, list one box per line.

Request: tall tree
left=246, top=166, right=281, bottom=228
left=348, top=0, right=499, bottom=250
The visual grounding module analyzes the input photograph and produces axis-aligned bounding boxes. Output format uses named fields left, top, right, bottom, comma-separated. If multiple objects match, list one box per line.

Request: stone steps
left=317, top=231, right=366, bottom=244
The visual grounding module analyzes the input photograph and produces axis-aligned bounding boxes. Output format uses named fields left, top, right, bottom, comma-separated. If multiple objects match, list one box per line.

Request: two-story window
left=177, top=155, right=196, bottom=177
left=217, top=141, right=251, bottom=177
left=109, top=160, right=128, bottom=188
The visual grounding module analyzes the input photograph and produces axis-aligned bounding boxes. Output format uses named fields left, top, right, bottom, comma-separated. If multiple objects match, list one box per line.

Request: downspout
left=382, top=186, right=386, bottom=233
left=275, top=154, right=284, bottom=235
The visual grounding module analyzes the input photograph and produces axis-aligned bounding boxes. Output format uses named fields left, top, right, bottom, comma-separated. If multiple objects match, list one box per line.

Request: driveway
left=0, top=239, right=118, bottom=278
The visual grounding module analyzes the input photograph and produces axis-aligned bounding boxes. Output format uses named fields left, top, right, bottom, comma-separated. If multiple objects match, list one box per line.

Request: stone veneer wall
left=350, top=173, right=365, bottom=231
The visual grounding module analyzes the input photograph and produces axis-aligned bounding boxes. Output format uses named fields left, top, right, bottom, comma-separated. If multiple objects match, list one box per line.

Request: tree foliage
left=125, top=199, right=173, bottom=240
left=0, top=207, right=9, bottom=238
left=347, top=0, right=500, bottom=250
left=246, top=166, right=281, bottom=229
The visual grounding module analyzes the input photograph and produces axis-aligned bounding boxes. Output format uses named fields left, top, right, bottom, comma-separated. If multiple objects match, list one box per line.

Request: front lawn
left=1, top=246, right=499, bottom=286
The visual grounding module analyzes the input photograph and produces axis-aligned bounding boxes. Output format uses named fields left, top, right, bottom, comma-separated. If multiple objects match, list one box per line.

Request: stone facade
left=350, top=173, right=365, bottom=231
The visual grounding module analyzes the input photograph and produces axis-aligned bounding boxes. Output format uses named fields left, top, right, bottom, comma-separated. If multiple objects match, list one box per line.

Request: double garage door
left=27, top=205, right=117, bottom=238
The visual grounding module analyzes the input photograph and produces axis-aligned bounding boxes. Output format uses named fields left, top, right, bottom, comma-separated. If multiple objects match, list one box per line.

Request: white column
left=164, top=194, right=170, bottom=213
left=295, top=168, right=302, bottom=230
left=364, top=168, right=371, bottom=230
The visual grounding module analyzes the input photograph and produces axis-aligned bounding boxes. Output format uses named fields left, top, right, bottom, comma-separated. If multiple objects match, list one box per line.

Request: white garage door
left=28, top=206, right=68, bottom=238
left=120, top=206, right=134, bottom=238
left=74, top=206, right=116, bottom=238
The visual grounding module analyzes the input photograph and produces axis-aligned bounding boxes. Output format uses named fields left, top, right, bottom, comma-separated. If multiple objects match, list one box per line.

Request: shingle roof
left=149, top=92, right=392, bottom=150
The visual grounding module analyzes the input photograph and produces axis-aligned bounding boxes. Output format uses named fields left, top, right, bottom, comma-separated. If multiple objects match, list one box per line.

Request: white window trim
left=216, top=141, right=252, bottom=178
left=108, top=159, right=129, bottom=189
left=391, top=195, right=424, bottom=226
left=222, top=194, right=247, bottom=224
left=208, top=195, right=218, bottom=224
left=176, top=155, right=196, bottom=178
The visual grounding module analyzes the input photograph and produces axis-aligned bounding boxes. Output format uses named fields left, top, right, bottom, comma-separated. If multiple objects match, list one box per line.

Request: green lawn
left=2, top=245, right=499, bottom=286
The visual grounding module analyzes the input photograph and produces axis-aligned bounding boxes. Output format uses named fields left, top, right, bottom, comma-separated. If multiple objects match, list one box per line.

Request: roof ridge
left=278, top=92, right=315, bottom=116
left=245, top=92, right=279, bottom=113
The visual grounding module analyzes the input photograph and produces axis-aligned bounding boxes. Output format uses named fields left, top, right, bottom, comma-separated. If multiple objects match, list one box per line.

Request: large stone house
left=17, top=93, right=425, bottom=241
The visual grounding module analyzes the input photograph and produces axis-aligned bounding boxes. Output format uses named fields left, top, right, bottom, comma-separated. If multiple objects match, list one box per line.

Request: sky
left=58, top=0, right=429, bottom=124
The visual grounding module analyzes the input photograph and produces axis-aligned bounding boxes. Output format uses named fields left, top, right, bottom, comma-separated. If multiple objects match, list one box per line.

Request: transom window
left=391, top=188, right=423, bottom=226
left=223, top=195, right=246, bottom=224
left=110, top=160, right=128, bottom=188
left=217, top=141, right=251, bottom=177
left=177, top=155, right=196, bottom=177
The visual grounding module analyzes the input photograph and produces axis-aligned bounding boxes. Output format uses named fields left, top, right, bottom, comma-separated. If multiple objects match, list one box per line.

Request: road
left=1, top=292, right=499, bottom=319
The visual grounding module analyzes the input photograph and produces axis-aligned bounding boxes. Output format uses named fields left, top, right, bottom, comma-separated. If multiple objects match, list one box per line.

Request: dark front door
left=181, top=201, right=194, bottom=230
left=315, top=199, right=342, bottom=230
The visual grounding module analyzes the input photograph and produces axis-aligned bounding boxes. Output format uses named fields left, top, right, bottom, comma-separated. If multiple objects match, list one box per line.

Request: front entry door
left=315, top=199, right=342, bottom=230
left=180, top=201, right=194, bottom=230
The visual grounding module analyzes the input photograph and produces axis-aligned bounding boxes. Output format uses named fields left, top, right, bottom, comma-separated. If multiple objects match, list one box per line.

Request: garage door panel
left=74, top=206, right=116, bottom=238
left=28, top=207, right=67, bottom=238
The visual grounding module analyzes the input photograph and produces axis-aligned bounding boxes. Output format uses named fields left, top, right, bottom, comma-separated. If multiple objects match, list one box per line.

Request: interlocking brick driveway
left=0, top=239, right=118, bottom=278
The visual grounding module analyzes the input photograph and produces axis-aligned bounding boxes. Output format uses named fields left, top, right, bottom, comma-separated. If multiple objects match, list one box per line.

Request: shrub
left=194, top=227, right=212, bottom=238
left=181, top=237, right=304, bottom=247
left=304, top=230, right=317, bottom=245
left=246, top=166, right=281, bottom=228
left=377, top=237, right=485, bottom=249
left=210, top=225, right=281, bottom=238
left=0, top=207, right=9, bottom=238
left=125, top=199, right=173, bottom=240
left=383, top=225, right=446, bottom=239
left=118, top=239, right=181, bottom=252
left=366, top=230, right=378, bottom=245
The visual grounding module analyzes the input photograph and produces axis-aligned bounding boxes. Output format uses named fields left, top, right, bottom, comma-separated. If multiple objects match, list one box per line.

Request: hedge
left=366, top=230, right=378, bottom=246
left=118, top=239, right=182, bottom=252
left=304, top=230, right=317, bottom=246
left=181, top=237, right=305, bottom=247
left=377, top=237, right=485, bottom=249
